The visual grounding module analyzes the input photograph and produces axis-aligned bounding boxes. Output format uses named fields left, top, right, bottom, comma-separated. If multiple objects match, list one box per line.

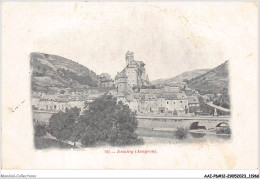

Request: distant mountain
left=30, top=52, right=98, bottom=92
left=187, top=61, right=229, bottom=95
left=152, top=69, right=210, bottom=86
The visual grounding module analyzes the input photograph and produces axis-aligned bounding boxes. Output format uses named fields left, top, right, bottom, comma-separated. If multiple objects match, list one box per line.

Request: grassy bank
left=34, top=137, right=77, bottom=149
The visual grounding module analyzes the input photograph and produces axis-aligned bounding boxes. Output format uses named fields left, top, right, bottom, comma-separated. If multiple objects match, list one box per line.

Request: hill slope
left=187, top=61, right=229, bottom=94
left=152, top=69, right=210, bottom=86
left=30, top=52, right=98, bottom=92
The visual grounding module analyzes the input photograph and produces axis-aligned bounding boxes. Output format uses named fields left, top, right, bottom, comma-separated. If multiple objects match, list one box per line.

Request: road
left=205, top=102, right=231, bottom=112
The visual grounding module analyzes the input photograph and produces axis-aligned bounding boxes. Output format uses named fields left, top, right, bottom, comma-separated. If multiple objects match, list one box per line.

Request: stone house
left=165, top=93, right=189, bottom=114
left=156, top=93, right=166, bottom=113
left=164, top=85, right=180, bottom=93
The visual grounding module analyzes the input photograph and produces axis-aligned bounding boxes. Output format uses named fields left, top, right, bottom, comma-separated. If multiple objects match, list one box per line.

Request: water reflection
left=189, top=131, right=206, bottom=138
left=216, top=134, right=231, bottom=140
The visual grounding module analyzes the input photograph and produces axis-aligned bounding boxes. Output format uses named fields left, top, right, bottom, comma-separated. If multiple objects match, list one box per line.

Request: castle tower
left=125, top=51, right=131, bottom=66
left=115, top=73, right=128, bottom=93
left=130, top=51, right=134, bottom=62
left=125, top=67, right=138, bottom=91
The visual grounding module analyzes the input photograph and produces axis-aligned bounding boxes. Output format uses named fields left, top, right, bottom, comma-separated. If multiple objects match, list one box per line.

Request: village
left=31, top=51, right=223, bottom=123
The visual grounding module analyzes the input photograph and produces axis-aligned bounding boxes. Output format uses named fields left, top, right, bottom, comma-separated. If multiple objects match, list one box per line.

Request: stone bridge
left=136, top=115, right=230, bottom=130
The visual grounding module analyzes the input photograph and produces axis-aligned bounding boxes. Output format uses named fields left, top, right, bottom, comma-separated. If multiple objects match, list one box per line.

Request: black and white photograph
left=1, top=1, right=259, bottom=175
left=31, top=51, right=231, bottom=149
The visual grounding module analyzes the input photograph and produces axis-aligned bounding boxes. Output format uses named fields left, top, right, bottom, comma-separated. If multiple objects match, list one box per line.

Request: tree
left=60, top=90, right=65, bottom=94
left=34, top=123, right=47, bottom=137
left=221, top=101, right=230, bottom=109
left=48, top=107, right=80, bottom=145
left=79, top=95, right=139, bottom=146
left=189, top=106, right=199, bottom=113
left=183, top=79, right=189, bottom=84
left=198, top=95, right=214, bottom=114
left=149, top=85, right=156, bottom=89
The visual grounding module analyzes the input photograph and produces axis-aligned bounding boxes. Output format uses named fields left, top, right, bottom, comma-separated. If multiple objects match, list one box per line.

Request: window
left=180, top=101, right=182, bottom=103
left=167, top=101, right=169, bottom=104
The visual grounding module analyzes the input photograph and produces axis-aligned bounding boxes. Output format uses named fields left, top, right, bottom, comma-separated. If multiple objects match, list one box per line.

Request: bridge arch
left=216, top=122, right=229, bottom=128
left=189, top=122, right=206, bottom=130
left=190, top=122, right=199, bottom=130
left=216, top=122, right=231, bottom=135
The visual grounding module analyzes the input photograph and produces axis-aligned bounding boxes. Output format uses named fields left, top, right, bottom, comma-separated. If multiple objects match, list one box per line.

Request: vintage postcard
left=1, top=2, right=259, bottom=170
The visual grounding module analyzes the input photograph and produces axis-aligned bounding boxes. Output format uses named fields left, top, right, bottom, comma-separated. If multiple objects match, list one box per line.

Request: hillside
left=30, top=52, right=98, bottom=92
left=187, top=61, right=229, bottom=95
left=152, top=69, right=210, bottom=86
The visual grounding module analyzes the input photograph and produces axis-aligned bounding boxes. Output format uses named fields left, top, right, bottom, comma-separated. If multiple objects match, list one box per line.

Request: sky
left=10, top=2, right=255, bottom=81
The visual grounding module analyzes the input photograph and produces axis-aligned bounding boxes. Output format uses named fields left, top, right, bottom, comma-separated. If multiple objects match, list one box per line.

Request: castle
left=115, top=51, right=150, bottom=92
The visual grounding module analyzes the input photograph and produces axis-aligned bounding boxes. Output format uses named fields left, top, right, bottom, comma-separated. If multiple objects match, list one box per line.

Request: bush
left=174, top=127, right=188, bottom=140
left=34, top=123, right=47, bottom=137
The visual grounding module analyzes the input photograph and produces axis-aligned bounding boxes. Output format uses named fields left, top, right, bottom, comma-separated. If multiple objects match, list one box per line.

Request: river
left=136, top=118, right=231, bottom=144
